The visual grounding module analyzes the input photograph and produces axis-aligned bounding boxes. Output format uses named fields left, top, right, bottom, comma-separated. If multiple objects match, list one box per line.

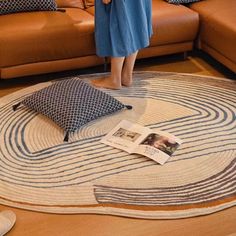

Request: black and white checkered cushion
left=0, top=0, right=57, bottom=15
left=165, top=0, right=201, bottom=4
left=13, top=78, right=129, bottom=141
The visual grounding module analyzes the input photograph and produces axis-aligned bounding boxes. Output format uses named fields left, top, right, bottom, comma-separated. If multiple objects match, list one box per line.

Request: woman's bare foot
left=91, top=56, right=125, bottom=89
left=121, top=51, right=138, bottom=87
left=121, top=72, right=133, bottom=87
left=91, top=77, right=122, bottom=90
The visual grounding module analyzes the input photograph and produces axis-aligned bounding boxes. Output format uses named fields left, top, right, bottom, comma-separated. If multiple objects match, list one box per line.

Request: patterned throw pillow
left=0, top=0, right=57, bottom=15
left=13, top=78, right=132, bottom=142
left=165, top=0, right=201, bottom=4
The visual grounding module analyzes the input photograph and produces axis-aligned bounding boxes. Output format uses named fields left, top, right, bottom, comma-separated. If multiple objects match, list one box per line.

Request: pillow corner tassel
left=63, top=131, right=70, bottom=142
left=125, top=105, right=132, bottom=110
left=12, top=102, right=21, bottom=111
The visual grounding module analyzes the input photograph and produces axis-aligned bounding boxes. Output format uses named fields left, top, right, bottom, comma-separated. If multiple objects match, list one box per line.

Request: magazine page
left=134, top=131, right=182, bottom=165
left=101, top=120, right=150, bottom=153
left=101, top=120, right=182, bottom=165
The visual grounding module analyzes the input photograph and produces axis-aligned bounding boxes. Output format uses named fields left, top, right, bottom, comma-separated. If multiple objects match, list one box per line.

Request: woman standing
left=92, top=0, right=153, bottom=89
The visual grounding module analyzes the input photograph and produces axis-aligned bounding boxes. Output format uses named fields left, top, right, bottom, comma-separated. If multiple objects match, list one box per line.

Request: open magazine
left=101, top=120, right=182, bottom=165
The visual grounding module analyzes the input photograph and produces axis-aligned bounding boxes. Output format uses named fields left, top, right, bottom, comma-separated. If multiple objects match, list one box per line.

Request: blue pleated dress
left=95, top=0, right=153, bottom=57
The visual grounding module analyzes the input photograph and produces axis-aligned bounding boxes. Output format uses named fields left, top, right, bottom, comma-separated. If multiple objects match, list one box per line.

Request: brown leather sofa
left=0, top=0, right=234, bottom=79
left=190, top=0, right=236, bottom=74
left=0, top=0, right=199, bottom=79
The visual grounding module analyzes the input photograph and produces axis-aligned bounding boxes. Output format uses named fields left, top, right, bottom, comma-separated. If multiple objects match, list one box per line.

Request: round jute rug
left=0, top=72, right=235, bottom=219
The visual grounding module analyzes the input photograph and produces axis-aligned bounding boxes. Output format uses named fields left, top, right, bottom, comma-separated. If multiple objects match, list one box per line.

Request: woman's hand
left=102, top=0, right=111, bottom=4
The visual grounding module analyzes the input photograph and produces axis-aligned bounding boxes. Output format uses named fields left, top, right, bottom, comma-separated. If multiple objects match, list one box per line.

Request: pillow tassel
left=64, top=132, right=70, bottom=142
left=12, top=102, right=21, bottom=111
left=125, top=105, right=132, bottom=110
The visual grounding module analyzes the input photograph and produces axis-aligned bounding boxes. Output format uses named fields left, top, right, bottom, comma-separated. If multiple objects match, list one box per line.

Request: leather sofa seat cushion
left=85, top=6, right=94, bottom=15
left=56, top=0, right=84, bottom=8
left=150, top=0, right=199, bottom=47
left=190, top=0, right=236, bottom=65
left=0, top=9, right=95, bottom=68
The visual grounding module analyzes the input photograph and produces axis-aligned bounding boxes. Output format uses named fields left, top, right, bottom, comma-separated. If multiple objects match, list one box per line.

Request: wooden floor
left=0, top=51, right=235, bottom=236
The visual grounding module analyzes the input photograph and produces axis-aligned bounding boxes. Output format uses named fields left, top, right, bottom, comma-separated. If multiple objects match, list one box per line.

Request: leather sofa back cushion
left=84, top=0, right=94, bottom=8
left=56, top=0, right=84, bottom=8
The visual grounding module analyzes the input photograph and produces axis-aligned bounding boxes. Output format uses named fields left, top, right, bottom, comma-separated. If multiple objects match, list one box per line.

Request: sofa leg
left=104, top=57, right=109, bottom=72
left=183, top=51, right=188, bottom=60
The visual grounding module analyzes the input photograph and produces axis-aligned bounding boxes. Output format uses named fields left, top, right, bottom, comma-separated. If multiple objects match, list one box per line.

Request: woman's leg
left=91, top=57, right=125, bottom=89
left=121, top=51, right=138, bottom=87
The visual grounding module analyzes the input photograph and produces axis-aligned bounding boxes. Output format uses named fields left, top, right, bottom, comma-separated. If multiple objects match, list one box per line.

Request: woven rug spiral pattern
left=0, top=72, right=235, bottom=219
